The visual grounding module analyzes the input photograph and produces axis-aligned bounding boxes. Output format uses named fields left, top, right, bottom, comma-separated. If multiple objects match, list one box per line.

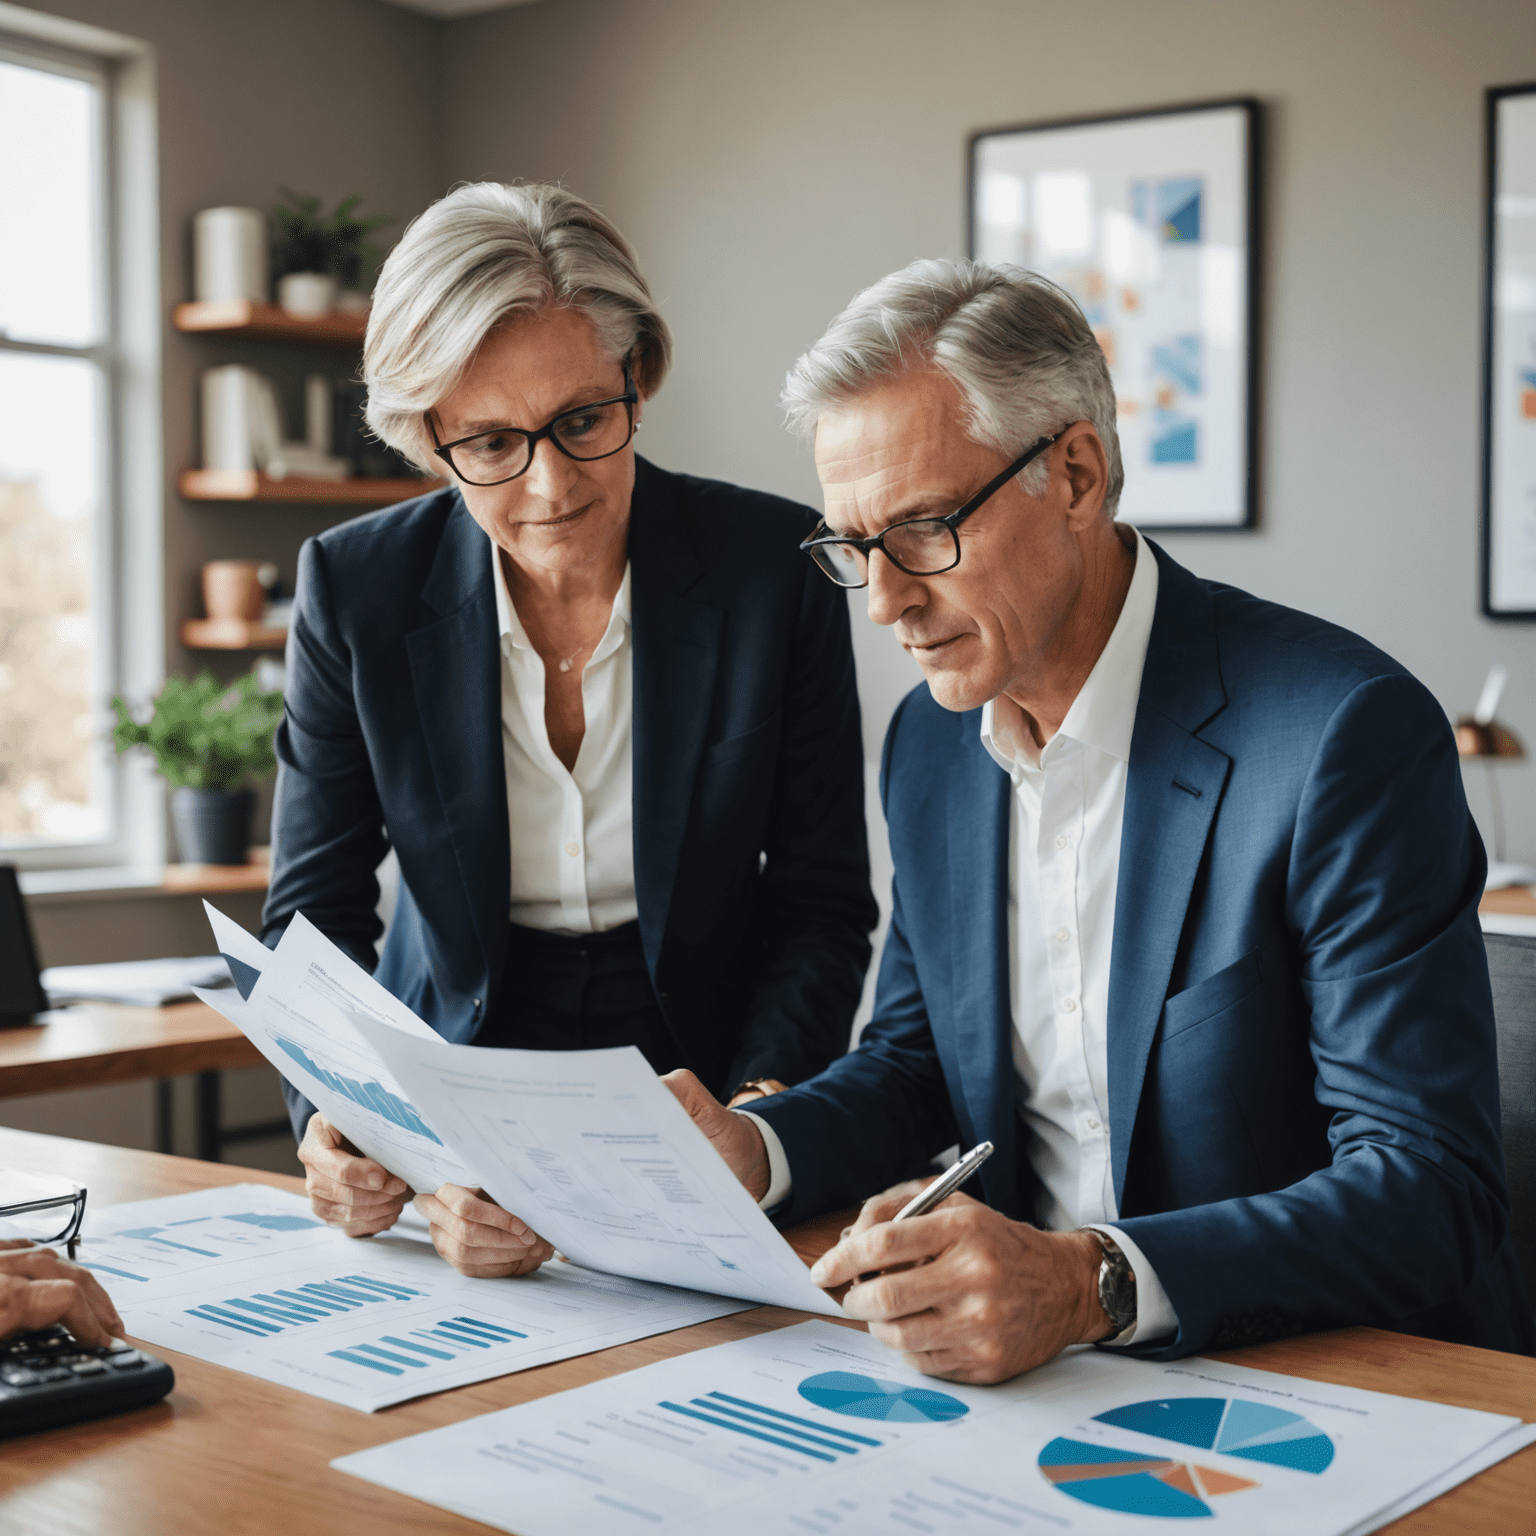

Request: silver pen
left=853, top=1141, right=995, bottom=1284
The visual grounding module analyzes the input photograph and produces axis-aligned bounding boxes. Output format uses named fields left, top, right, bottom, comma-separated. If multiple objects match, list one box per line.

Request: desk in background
left=0, top=1128, right=1531, bottom=1535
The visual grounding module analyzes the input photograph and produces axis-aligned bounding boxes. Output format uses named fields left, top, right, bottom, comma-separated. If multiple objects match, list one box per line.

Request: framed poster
left=969, top=98, right=1261, bottom=530
left=1483, top=83, right=1536, bottom=618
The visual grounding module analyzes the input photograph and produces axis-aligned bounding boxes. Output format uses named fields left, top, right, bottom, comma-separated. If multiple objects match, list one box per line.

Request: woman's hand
left=413, top=1186, right=555, bottom=1278
left=298, top=1115, right=411, bottom=1237
left=0, top=1240, right=124, bottom=1347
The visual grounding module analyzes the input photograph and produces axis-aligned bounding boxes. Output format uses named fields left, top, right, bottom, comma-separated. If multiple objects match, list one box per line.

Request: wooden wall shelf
left=172, top=300, right=367, bottom=345
left=178, top=469, right=441, bottom=504
left=162, top=846, right=270, bottom=893
left=180, top=618, right=288, bottom=651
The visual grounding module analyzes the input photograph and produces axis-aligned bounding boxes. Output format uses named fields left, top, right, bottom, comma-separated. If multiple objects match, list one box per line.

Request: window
left=0, top=41, right=115, bottom=857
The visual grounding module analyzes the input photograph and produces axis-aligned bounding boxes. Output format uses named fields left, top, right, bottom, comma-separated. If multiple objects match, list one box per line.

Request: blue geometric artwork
left=1157, top=177, right=1202, bottom=242
left=1151, top=412, right=1199, bottom=465
left=1151, top=335, right=1203, bottom=396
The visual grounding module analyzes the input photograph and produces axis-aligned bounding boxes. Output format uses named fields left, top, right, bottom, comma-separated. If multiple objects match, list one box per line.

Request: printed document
left=79, top=1184, right=746, bottom=1411
left=333, top=1319, right=1535, bottom=1535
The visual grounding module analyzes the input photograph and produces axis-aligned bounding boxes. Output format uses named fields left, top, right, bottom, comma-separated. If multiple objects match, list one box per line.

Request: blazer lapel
left=628, top=459, right=723, bottom=974
left=1107, top=543, right=1232, bottom=1206
left=946, top=711, right=1020, bottom=1212
left=405, top=495, right=508, bottom=990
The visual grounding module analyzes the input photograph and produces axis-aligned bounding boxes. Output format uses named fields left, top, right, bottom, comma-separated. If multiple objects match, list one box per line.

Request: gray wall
left=443, top=0, right=1536, bottom=860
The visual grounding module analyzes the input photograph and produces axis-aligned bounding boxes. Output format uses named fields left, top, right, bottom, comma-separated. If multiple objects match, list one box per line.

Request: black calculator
left=0, top=1325, right=174, bottom=1437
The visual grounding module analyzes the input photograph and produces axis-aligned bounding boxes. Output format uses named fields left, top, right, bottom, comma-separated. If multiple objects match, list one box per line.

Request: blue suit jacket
left=263, top=457, right=877, bottom=1133
left=752, top=543, right=1536, bottom=1358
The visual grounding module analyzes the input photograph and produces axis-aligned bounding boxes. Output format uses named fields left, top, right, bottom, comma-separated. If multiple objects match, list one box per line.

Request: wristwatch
left=726, top=1077, right=787, bottom=1106
left=1086, top=1229, right=1138, bottom=1343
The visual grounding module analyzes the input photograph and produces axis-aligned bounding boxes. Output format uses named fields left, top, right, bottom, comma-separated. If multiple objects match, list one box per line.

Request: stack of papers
left=78, top=1183, right=746, bottom=1411
left=335, top=1319, right=1536, bottom=1536
left=198, top=903, right=839, bottom=1317
left=43, top=955, right=234, bottom=1007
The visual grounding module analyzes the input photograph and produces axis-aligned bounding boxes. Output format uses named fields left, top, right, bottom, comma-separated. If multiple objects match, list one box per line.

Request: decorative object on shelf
left=200, top=364, right=350, bottom=481
left=970, top=98, right=1261, bottom=530
left=334, top=378, right=419, bottom=478
left=201, top=559, right=270, bottom=622
left=270, top=189, right=392, bottom=318
left=110, top=670, right=284, bottom=866
left=182, top=562, right=287, bottom=650
left=1481, top=83, right=1536, bottom=616
left=1456, top=663, right=1535, bottom=889
left=192, top=207, right=267, bottom=304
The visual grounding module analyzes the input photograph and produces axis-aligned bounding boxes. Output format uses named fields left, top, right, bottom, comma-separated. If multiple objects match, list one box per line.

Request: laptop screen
left=0, top=865, right=49, bottom=1022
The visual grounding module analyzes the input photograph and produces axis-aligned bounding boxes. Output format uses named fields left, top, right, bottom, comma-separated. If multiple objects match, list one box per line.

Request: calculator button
left=69, top=1360, right=108, bottom=1376
left=0, top=1366, right=39, bottom=1387
left=107, top=1352, right=145, bottom=1370
left=36, top=1367, right=73, bottom=1383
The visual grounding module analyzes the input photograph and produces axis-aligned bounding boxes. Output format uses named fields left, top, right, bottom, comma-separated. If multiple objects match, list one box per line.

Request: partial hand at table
left=0, top=1239, right=123, bottom=1347
left=298, top=1114, right=411, bottom=1237
left=412, top=1186, right=555, bottom=1278
left=809, top=1185, right=1112, bottom=1385
left=661, top=1068, right=772, bottom=1201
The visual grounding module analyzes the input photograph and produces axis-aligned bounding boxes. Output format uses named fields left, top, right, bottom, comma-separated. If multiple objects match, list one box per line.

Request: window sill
left=19, top=850, right=269, bottom=905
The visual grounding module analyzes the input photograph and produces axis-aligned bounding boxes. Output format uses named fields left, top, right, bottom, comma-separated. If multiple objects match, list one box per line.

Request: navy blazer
left=264, top=456, right=877, bottom=1133
left=752, top=542, right=1536, bottom=1359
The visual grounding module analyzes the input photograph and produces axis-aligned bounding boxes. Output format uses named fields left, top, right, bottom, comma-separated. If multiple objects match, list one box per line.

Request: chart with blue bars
left=273, top=1035, right=442, bottom=1143
left=80, top=1210, right=325, bottom=1285
left=184, top=1271, right=426, bottom=1337
left=328, top=1316, right=529, bottom=1378
left=657, top=1390, right=889, bottom=1464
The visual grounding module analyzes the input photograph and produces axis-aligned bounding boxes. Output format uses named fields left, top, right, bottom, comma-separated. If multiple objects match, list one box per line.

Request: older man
left=666, top=259, right=1535, bottom=1384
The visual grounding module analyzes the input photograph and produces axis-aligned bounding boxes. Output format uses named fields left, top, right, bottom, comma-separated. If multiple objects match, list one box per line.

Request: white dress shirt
left=745, top=526, right=1177, bottom=1346
left=492, top=542, right=638, bottom=935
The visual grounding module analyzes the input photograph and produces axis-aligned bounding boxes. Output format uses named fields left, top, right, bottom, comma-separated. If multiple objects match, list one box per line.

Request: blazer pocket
left=1160, top=947, right=1264, bottom=1041
left=702, top=710, right=781, bottom=769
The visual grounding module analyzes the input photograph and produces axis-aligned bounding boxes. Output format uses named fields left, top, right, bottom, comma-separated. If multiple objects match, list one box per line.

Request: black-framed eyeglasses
left=0, top=1175, right=87, bottom=1260
left=429, top=363, right=639, bottom=487
left=799, top=434, right=1058, bottom=589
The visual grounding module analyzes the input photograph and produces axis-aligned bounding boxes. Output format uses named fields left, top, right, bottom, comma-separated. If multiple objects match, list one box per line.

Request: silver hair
left=781, top=259, right=1123, bottom=513
left=363, top=182, right=673, bottom=472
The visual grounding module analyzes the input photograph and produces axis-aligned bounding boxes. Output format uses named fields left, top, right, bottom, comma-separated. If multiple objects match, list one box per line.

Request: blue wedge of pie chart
left=797, top=1371, right=968, bottom=1424
left=1095, top=1397, right=1335, bottom=1474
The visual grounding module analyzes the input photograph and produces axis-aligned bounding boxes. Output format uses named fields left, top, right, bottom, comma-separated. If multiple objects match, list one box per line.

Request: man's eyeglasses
left=799, top=434, right=1057, bottom=589
left=0, top=1173, right=87, bottom=1259
left=429, top=363, right=639, bottom=487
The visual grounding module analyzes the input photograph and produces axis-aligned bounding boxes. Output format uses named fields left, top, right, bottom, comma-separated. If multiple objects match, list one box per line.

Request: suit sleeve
left=721, top=553, right=880, bottom=1092
left=742, top=692, right=959, bottom=1222
left=1113, top=672, right=1523, bottom=1357
left=263, top=536, right=390, bottom=1140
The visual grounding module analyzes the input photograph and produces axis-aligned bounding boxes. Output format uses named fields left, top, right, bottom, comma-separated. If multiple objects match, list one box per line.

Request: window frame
left=0, top=14, right=163, bottom=877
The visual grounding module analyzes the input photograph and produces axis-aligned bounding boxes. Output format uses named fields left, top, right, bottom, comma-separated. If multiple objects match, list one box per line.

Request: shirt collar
left=490, top=538, right=632, bottom=653
left=980, top=525, right=1159, bottom=776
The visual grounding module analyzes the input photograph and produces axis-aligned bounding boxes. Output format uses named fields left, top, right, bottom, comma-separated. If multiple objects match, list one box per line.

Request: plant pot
left=277, top=272, right=337, bottom=318
left=201, top=560, right=266, bottom=621
left=170, top=787, right=254, bottom=866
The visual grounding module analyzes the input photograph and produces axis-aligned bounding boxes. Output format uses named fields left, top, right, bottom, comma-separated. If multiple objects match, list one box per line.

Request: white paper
left=79, top=1184, right=748, bottom=1412
left=42, top=955, right=232, bottom=1007
left=334, top=1320, right=1528, bottom=1535
left=203, top=899, right=272, bottom=987
left=349, top=1014, right=842, bottom=1318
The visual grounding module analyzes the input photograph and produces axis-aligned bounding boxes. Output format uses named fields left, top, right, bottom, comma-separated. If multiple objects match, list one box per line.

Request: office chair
left=1482, top=931, right=1536, bottom=1304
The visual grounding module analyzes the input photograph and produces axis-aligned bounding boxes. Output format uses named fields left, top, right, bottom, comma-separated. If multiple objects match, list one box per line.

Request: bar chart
left=657, top=1390, right=886, bottom=1463
left=185, top=1271, right=425, bottom=1338
left=329, top=1316, right=529, bottom=1377
left=273, top=1035, right=443, bottom=1142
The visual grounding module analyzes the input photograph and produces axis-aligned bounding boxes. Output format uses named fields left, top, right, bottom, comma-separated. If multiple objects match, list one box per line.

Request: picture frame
left=1482, top=82, right=1536, bottom=618
left=969, top=98, right=1262, bottom=531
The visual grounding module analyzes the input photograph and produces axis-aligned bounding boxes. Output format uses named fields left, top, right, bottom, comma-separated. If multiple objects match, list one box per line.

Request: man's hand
left=808, top=1183, right=1112, bottom=1384
left=413, top=1187, right=555, bottom=1278
left=298, top=1114, right=410, bottom=1236
left=661, top=1069, right=771, bottom=1201
left=0, top=1240, right=124, bottom=1348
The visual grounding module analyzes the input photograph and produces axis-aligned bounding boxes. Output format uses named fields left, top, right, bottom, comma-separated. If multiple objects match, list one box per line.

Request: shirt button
left=1086, top=1114, right=1101, bottom=1131
left=1062, top=996, right=1077, bottom=1013
left=1054, top=834, right=1068, bottom=850
left=564, top=842, right=579, bottom=857
left=1055, top=927, right=1070, bottom=944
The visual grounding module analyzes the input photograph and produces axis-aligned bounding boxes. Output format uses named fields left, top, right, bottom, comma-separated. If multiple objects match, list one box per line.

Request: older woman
left=262, top=183, right=875, bottom=1276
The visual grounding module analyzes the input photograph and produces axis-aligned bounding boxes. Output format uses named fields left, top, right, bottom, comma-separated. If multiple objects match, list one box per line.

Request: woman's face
left=429, top=306, right=641, bottom=578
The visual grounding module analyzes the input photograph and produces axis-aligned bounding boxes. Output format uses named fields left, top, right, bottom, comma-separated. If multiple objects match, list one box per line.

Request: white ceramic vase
left=277, top=272, right=338, bottom=319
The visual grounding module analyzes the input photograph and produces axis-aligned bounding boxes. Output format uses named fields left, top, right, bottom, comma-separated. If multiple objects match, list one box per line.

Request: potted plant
left=111, top=669, right=285, bottom=866
left=270, top=189, right=392, bottom=318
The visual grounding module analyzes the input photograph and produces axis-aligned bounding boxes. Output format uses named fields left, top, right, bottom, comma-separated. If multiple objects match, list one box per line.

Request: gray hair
left=782, top=259, right=1123, bottom=514
left=364, top=182, right=673, bottom=471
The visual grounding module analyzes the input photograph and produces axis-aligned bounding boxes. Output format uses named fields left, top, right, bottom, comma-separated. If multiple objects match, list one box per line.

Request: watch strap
left=1086, top=1228, right=1138, bottom=1344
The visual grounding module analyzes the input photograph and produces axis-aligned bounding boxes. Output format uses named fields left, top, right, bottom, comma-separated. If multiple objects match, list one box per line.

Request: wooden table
left=0, top=1129, right=1531, bottom=1535
left=0, top=1003, right=279, bottom=1161
left=1482, top=886, right=1536, bottom=918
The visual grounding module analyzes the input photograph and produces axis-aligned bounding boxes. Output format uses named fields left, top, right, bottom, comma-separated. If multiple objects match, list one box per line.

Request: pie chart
left=797, top=1371, right=968, bottom=1424
left=1039, top=1396, right=1334, bottom=1519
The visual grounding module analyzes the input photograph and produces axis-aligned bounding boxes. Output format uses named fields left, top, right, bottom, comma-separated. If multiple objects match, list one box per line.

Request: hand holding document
left=198, top=904, right=840, bottom=1317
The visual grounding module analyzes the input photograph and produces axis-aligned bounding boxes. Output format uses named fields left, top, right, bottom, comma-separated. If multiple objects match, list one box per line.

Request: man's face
left=813, top=369, right=1090, bottom=714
